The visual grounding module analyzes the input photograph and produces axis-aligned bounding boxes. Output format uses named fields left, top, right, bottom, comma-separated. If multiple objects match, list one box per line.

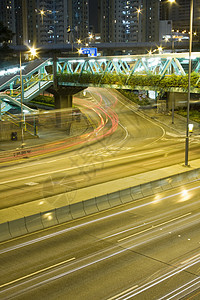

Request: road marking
left=118, top=212, right=192, bottom=242
left=25, top=182, right=39, bottom=186
left=107, top=285, right=138, bottom=300
left=0, top=257, right=75, bottom=289
left=0, top=149, right=164, bottom=185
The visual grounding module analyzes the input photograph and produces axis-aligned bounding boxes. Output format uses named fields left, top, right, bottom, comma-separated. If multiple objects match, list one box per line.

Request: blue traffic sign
left=80, top=48, right=97, bottom=57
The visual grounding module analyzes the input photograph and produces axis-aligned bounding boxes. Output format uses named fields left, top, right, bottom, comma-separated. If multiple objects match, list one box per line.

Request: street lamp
left=19, top=47, right=37, bottom=148
left=167, top=0, right=176, bottom=124
left=19, top=51, right=25, bottom=148
left=40, top=9, right=45, bottom=25
left=185, top=0, right=194, bottom=166
left=136, top=7, right=142, bottom=42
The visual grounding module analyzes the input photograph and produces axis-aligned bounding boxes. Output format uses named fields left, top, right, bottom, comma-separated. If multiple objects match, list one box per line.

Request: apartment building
left=0, top=0, right=89, bottom=46
left=98, top=0, right=159, bottom=43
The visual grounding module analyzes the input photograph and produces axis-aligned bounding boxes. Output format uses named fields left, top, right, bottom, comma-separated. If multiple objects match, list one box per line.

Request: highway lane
left=0, top=87, right=199, bottom=208
left=0, top=180, right=199, bottom=299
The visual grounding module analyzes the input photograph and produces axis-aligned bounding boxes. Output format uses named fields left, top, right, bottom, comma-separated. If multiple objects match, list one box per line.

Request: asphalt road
left=0, top=180, right=199, bottom=299
left=0, top=88, right=199, bottom=209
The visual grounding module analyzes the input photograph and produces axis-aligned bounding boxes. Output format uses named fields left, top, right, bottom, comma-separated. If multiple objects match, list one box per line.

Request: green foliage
left=119, top=89, right=151, bottom=106
left=57, top=72, right=200, bottom=91
left=31, top=95, right=54, bottom=106
left=176, top=109, right=200, bottom=123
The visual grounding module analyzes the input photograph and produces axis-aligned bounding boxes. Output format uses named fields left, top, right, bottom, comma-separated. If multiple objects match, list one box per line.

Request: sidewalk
left=0, top=115, right=90, bottom=152
left=140, top=107, right=200, bottom=137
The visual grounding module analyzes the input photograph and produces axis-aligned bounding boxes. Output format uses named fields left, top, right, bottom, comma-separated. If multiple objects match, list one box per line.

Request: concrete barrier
left=131, top=185, right=143, bottom=200
left=160, top=177, right=173, bottom=191
left=120, top=188, right=133, bottom=203
left=25, top=213, right=44, bottom=233
left=96, top=194, right=110, bottom=211
left=56, top=206, right=73, bottom=223
left=141, top=182, right=153, bottom=197
left=171, top=173, right=186, bottom=188
left=41, top=210, right=58, bottom=228
left=108, top=191, right=122, bottom=208
left=83, top=198, right=99, bottom=215
left=0, top=222, right=12, bottom=242
left=151, top=180, right=163, bottom=194
left=70, top=202, right=86, bottom=219
left=185, top=170, right=199, bottom=182
left=9, top=217, right=28, bottom=238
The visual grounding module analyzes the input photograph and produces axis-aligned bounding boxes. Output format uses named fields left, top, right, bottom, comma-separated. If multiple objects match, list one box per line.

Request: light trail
left=110, top=256, right=200, bottom=299
left=1, top=218, right=199, bottom=299
left=0, top=149, right=164, bottom=185
left=117, top=213, right=192, bottom=242
left=1, top=184, right=199, bottom=254
left=0, top=95, right=119, bottom=163
left=0, top=257, right=75, bottom=289
left=159, top=278, right=200, bottom=300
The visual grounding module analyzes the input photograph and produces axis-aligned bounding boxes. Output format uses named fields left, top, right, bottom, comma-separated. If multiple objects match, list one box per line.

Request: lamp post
left=136, top=7, right=141, bottom=42
left=19, top=47, right=37, bottom=147
left=40, top=9, right=45, bottom=25
left=185, top=0, right=193, bottom=166
left=19, top=51, right=25, bottom=148
left=167, top=0, right=176, bottom=123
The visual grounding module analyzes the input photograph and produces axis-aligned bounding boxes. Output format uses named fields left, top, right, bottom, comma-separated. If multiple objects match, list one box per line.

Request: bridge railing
left=1, top=73, right=53, bottom=102
left=56, top=52, right=200, bottom=78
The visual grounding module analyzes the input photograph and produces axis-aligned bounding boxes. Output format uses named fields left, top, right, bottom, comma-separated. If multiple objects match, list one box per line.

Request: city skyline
left=0, top=0, right=199, bottom=47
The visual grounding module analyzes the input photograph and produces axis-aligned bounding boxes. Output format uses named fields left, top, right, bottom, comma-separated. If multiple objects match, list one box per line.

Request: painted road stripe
left=118, top=212, right=192, bottom=242
left=0, top=257, right=75, bottom=289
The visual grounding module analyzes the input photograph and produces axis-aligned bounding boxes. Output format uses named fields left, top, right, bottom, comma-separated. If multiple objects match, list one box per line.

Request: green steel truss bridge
left=1, top=52, right=200, bottom=112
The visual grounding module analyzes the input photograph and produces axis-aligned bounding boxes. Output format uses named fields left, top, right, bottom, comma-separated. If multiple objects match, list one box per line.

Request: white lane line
left=25, top=182, right=39, bottom=186
left=0, top=257, right=75, bottom=289
left=117, top=212, right=192, bottom=242
left=107, top=285, right=138, bottom=300
left=0, top=149, right=164, bottom=185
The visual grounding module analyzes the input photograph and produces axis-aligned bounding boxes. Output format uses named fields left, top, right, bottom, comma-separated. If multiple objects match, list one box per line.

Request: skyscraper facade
left=98, top=0, right=159, bottom=43
left=141, top=0, right=159, bottom=43
left=160, top=0, right=200, bottom=38
left=36, top=0, right=68, bottom=45
left=0, top=0, right=89, bottom=46
left=68, top=0, right=89, bottom=41
left=0, top=0, right=16, bottom=44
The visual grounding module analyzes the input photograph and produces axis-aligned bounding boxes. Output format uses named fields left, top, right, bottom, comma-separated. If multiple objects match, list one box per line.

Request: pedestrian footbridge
left=0, top=52, right=200, bottom=115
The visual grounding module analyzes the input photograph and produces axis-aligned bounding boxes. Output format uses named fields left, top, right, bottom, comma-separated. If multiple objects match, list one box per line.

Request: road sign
left=80, top=48, right=97, bottom=57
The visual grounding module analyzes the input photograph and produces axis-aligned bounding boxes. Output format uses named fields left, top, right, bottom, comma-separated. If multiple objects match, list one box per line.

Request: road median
left=0, top=159, right=200, bottom=242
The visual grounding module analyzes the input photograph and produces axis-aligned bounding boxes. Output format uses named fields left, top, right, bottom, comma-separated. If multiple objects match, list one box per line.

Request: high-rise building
left=98, top=0, right=159, bottom=43
left=141, top=0, right=160, bottom=43
left=160, top=0, right=200, bottom=39
left=0, top=0, right=89, bottom=46
left=0, top=0, right=16, bottom=44
left=35, top=0, right=68, bottom=45
left=68, top=0, right=89, bottom=42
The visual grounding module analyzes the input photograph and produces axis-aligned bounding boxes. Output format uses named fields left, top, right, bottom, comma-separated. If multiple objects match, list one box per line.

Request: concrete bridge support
left=48, top=85, right=86, bottom=130
left=53, top=88, right=73, bottom=130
